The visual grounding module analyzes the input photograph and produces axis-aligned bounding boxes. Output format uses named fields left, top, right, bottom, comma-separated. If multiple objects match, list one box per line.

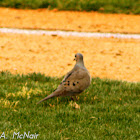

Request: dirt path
left=0, top=8, right=140, bottom=34
left=0, top=8, right=140, bottom=82
left=0, top=33, right=140, bottom=82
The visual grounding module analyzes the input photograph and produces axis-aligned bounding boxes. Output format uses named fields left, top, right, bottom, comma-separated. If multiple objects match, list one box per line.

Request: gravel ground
left=0, top=8, right=140, bottom=34
left=0, top=8, right=140, bottom=82
left=0, top=33, right=140, bottom=82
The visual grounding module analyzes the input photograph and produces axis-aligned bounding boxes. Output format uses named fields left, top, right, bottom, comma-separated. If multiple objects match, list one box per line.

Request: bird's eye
left=75, top=55, right=77, bottom=57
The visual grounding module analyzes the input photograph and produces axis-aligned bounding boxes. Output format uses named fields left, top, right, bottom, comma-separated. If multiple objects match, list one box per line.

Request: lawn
left=0, top=71, right=139, bottom=139
left=0, top=0, right=140, bottom=14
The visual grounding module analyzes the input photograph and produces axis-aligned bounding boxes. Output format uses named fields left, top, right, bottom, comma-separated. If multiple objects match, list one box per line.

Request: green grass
left=0, top=71, right=139, bottom=139
left=0, top=0, right=140, bottom=14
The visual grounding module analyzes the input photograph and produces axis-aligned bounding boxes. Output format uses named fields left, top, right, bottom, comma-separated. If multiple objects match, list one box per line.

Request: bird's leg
left=71, top=96, right=78, bottom=101
left=70, top=96, right=75, bottom=101
left=75, top=96, right=78, bottom=101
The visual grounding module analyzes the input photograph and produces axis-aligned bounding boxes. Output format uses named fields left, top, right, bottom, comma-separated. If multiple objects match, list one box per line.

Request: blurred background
left=0, top=0, right=140, bottom=82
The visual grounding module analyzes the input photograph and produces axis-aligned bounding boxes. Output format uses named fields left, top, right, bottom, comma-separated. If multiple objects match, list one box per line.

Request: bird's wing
left=57, top=66, right=91, bottom=96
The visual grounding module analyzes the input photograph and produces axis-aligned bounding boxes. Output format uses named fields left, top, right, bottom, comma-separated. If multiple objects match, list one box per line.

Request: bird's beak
left=73, top=58, right=76, bottom=61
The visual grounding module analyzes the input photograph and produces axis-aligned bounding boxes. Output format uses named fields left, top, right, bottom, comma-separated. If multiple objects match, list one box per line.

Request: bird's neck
left=76, top=61, right=85, bottom=67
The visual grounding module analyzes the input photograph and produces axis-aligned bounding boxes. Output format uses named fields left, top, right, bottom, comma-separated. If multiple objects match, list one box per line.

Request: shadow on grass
left=0, top=71, right=139, bottom=107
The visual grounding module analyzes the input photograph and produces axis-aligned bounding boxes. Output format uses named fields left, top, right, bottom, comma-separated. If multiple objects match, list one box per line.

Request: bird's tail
left=37, top=92, right=57, bottom=104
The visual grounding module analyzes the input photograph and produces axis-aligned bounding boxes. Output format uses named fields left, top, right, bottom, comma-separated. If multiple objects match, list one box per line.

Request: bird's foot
left=70, top=96, right=78, bottom=101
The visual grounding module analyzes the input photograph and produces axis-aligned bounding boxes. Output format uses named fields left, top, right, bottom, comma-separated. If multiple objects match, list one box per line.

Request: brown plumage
left=37, top=53, right=91, bottom=104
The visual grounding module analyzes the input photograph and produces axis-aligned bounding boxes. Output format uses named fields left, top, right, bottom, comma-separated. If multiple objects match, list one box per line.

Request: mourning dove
left=37, top=53, right=91, bottom=104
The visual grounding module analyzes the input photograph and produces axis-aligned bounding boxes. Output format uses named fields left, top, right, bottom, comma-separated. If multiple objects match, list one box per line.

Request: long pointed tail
left=37, top=92, right=56, bottom=104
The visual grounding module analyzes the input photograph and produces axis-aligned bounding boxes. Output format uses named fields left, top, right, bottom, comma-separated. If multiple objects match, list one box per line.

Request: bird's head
left=74, top=53, right=84, bottom=62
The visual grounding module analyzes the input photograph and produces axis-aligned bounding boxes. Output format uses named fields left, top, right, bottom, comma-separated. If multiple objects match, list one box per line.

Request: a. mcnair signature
left=0, top=131, right=39, bottom=139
